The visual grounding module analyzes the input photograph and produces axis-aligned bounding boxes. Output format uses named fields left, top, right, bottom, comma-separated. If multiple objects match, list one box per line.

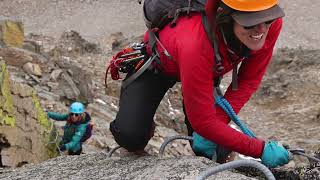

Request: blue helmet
left=70, top=102, right=85, bottom=114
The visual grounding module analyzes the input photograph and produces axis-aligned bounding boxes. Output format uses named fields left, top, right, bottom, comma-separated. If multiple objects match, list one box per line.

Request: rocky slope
left=0, top=23, right=319, bottom=179
left=0, top=154, right=258, bottom=180
left=0, top=0, right=319, bottom=179
left=1, top=0, right=320, bottom=49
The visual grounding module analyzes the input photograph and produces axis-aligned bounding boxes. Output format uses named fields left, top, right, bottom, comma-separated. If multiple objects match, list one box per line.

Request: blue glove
left=192, top=132, right=234, bottom=162
left=261, top=141, right=290, bottom=168
left=58, top=144, right=66, bottom=152
left=192, top=132, right=218, bottom=159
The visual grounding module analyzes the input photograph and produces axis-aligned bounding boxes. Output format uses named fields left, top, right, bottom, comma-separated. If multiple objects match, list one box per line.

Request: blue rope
left=215, top=96, right=256, bottom=138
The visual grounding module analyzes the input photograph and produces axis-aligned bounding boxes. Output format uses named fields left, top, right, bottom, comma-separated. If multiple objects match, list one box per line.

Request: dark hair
left=216, top=2, right=247, bottom=55
left=216, top=2, right=234, bottom=25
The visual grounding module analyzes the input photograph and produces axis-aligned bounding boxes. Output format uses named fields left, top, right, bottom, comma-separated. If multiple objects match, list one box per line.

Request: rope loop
left=215, top=96, right=256, bottom=138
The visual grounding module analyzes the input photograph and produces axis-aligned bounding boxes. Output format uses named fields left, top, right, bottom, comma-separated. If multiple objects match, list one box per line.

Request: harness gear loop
left=105, top=43, right=148, bottom=88
left=122, top=55, right=158, bottom=89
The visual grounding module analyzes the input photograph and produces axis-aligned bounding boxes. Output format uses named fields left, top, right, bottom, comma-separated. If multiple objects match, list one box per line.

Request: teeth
left=250, top=34, right=263, bottom=40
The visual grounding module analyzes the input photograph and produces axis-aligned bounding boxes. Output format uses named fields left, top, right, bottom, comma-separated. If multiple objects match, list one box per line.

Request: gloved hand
left=192, top=132, right=217, bottom=159
left=261, top=141, right=290, bottom=168
left=192, top=132, right=233, bottom=162
left=58, top=144, right=66, bottom=152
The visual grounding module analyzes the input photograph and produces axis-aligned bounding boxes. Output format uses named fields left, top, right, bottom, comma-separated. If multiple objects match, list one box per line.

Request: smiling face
left=233, top=21, right=272, bottom=51
left=70, top=113, right=82, bottom=122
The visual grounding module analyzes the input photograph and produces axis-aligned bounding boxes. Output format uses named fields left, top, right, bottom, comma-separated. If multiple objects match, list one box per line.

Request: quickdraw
left=105, top=43, right=147, bottom=88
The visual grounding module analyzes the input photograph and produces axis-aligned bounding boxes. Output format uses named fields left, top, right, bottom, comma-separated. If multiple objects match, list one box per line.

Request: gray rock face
left=0, top=61, right=56, bottom=167
left=0, top=153, right=257, bottom=180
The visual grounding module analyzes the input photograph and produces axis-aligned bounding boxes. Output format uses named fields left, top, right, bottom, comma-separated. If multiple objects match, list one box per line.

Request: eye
left=264, top=19, right=275, bottom=25
left=243, top=25, right=255, bottom=30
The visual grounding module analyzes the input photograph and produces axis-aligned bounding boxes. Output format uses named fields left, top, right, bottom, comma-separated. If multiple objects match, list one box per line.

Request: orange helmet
left=222, top=0, right=278, bottom=12
left=219, top=0, right=284, bottom=27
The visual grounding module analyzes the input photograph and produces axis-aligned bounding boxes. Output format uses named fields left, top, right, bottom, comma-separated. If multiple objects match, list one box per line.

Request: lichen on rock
left=0, top=60, right=58, bottom=166
left=0, top=60, right=15, bottom=126
left=0, top=18, right=24, bottom=48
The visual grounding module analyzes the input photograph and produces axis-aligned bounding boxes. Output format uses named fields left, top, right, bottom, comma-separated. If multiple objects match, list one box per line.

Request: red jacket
left=144, top=14, right=282, bottom=158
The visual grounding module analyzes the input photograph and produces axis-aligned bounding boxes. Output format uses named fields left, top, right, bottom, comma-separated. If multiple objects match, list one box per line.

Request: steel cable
left=159, top=135, right=193, bottom=157
left=107, top=145, right=122, bottom=157
left=196, top=159, right=275, bottom=180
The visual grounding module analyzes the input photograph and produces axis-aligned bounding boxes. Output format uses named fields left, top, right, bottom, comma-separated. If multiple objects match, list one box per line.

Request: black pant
left=110, top=70, right=176, bottom=151
left=68, top=147, right=82, bottom=155
left=110, top=70, right=232, bottom=160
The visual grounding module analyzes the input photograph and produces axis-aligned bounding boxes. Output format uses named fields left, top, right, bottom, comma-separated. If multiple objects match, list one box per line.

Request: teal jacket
left=48, top=112, right=91, bottom=152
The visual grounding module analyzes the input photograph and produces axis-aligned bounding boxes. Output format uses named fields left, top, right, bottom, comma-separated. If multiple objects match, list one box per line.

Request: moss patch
left=1, top=20, right=24, bottom=48
left=46, top=126, right=61, bottom=158
left=0, top=61, right=15, bottom=126
left=32, top=92, right=50, bottom=129
left=31, top=91, right=58, bottom=157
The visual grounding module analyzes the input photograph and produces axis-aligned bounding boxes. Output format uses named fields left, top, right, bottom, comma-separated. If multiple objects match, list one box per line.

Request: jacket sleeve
left=176, top=15, right=265, bottom=158
left=65, top=123, right=88, bottom=151
left=223, top=19, right=283, bottom=114
left=47, top=112, right=68, bottom=121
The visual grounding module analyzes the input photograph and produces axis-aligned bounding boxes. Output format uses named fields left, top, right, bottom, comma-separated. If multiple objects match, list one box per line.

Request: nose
left=254, top=23, right=269, bottom=32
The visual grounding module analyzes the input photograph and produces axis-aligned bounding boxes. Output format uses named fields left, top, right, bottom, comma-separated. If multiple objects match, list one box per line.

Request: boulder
left=0, top=17, right=24, bottom=48
left=0, top=61, right=57, bottom=167
left=0, top=47, right=47, bottom=67
left=23, top=62, right=42, bottom=77
left=0, top=154, right=258, bottom=180
left=51, top=65, right=93, bottom=104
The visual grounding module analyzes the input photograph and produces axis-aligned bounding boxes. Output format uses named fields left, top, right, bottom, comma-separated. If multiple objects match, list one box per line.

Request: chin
left=248, top=45, right=263, bottom=51
left=247, top=42, right=265, bottom=51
